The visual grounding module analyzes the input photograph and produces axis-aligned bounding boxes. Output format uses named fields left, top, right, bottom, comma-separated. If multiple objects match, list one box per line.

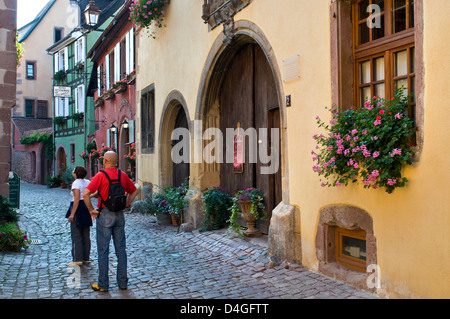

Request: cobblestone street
left=0, top=182, right=378, bottom=300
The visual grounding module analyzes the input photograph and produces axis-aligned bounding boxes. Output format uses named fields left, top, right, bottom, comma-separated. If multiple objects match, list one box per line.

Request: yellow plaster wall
left=135, top=0, right=449, bottom=298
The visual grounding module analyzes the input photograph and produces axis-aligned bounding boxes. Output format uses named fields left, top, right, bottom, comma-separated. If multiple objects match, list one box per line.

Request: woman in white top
left=66, top=166, right=94, bottom=267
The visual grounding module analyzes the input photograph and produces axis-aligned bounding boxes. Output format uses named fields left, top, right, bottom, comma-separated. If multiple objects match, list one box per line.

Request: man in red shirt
left=83, top=151, right=139, bottom=292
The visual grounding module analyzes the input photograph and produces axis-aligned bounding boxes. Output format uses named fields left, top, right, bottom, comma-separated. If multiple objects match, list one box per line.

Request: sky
left=17, top=0, right=53, bottom=28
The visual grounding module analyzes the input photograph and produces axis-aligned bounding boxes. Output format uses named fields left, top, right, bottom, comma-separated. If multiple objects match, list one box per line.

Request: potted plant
left=47, top=175, right=61, bottom=188
left=201, top=186, right=232, bottom=231
left=103, top=88, right=115, bottom=100
left=75, top=61, right=84, bottom=70
left=312, top=88, right=415, bottom=194
left=62, top=170, right=75, bottom=189
left=228, top=188, right=266, bottom=238
left=94, top=96, right=104, bottom=107
left=129, top=0, right=170, bottom=39
left=53, top=116, right=66, bottom=126
left=113, top=79, right=128, bottom=94
left=124, top=143, right=136, bottom=166
left=126, top=69, right=136, bottom=85
left=53, top=70, right=67, bottom=83
left=152, top=180, right=189, bottom=227
left=78, top=151, right=89, bottom=161
left=70, top=112, right=84, bottom=121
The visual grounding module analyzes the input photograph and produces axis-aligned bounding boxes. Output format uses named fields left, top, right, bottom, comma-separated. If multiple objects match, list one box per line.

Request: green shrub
left=0, top=195, right=18, bottom=223
left=201, top=187, right=232, bottom=231
left=0, top=221, right=30, bottom=252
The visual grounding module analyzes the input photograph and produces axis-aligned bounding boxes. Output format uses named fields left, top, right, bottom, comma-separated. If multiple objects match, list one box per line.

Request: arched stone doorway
left=160, top=91, right=191, bottom=188
left=56, top=145, right=67, bottom=175
left=196, top=22, right=286, bottom=234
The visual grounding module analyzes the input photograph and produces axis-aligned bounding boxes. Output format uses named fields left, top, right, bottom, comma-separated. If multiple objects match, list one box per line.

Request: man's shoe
left=91, top=283, right=108, bottom=292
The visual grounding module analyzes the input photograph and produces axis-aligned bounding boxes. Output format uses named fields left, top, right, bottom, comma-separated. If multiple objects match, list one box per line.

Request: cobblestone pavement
left=0, top=182, right=378, bottom=299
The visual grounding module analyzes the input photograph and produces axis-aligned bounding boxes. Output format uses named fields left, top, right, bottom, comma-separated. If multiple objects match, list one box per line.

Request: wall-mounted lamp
left=84, top=0, right=101, bottom=27
left=110, top=123, right=117, bottom=134
left=122, top=119, right=129, bottom=130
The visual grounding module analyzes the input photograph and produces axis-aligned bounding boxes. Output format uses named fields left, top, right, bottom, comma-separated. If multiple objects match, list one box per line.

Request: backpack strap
left=98, top=170, right=111, bottom=211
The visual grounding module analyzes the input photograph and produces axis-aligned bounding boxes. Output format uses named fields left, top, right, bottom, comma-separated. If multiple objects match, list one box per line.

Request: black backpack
left=99, top=169, right=127, bottom=212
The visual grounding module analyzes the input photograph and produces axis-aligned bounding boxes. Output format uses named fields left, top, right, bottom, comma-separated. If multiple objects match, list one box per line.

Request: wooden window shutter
left=129, top=120, right=135, bottom=143
left=64, top=47, right=69, bottom=71
left=105, top=55, right=110, bottom=89
left=107, top=129, right=111, bottom=148
left=37, top=100, right=48, bottom=118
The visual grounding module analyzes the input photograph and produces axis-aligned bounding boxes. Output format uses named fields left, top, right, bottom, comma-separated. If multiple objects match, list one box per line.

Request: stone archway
left=195, top=20, right=290, bottom=237
left=159, top=90, right=191, bottom=188
left=55, top=144, right=67, bottom=176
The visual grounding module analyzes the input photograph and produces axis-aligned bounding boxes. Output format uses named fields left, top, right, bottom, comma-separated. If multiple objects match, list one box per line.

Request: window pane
left=395, top=79, right=408, bottom=96
left=359, top=23, right=370, bottom=45
left=342, top=236, right=367, bottom=261
left=25, top=100, right=34, bottom=117
left=410, top=47, right=415, bottom=73
left=394, top=50, right=408, bottom=77
left=410, top=76, right=416, bottom=103
left=374, top=83, right=385, bottom=99
left=373, top=0, right=385, bottom=12
left=359, top=0, right=370, bottom=20
left=360, top=87, right=371, bottom=106
left=27, top=63, right=34, bottom=78
left=372, top=14, right=385, bottom=40
left=393, top=0, right=407, bottom=33
left=360, top=60, right=371, bottom=84
left=374, top=57, right=385, bottom=81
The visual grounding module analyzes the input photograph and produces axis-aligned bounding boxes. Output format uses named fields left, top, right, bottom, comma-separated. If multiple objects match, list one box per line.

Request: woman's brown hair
left=73, top=166, right=87, bottom=179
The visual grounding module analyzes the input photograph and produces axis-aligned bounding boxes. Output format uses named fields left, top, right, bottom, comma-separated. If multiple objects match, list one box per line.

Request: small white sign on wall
left=54, top=86, right=71, bottom=98
left=282, top=55, right=300, bottom=82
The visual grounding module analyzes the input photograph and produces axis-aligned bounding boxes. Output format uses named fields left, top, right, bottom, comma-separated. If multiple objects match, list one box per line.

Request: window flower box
left=53, top=70, right=67, bottom=83
left=129, top=0, right=170, bottom=39
left=113, top=80, right=128, bottom=94
left=70, top=112, right=84, bottom=121
left=312, top=88, right=415, bottom=194
left=126, top=70, right=136, bottom=85
left=103, top=89, right=115, bottom=101
left=94, top=96, right=104, bottom=107
left=53, top=116, right=66, bottom=125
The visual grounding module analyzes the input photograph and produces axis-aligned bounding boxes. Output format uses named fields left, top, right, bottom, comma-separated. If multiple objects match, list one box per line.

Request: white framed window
left=125, top=29, right=135, bottom=74
left=105, top=55, right=110, bottom=89
left=114, top=43, right=121, bottom=82
left=74, top=37, right=85, bottom=64
left=74, top=85, right=85, bottom=113
left=55, top=97, right=69, bottom=117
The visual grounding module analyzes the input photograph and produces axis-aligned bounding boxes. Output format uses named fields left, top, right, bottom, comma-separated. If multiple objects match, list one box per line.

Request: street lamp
left=122, top=119, right=129, bottom=129
left=84, top=0, right=101, bottom=27
left=110, top=123, right=117, bottom=134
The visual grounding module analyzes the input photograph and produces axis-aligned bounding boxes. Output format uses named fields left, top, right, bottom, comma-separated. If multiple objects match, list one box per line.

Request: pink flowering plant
left=312, top=89, right=415, bottom=194
left=129, top=0, right=169, bottom=38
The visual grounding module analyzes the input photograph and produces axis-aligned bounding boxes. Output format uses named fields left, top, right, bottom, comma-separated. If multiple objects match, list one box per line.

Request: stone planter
left=156, top=211, right=171, bottom=225
left=238, top=200, right=261, bottom=237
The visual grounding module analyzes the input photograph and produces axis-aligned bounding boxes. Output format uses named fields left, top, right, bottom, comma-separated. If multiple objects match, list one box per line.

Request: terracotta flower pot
left=170, top=213, right=181, bottom=227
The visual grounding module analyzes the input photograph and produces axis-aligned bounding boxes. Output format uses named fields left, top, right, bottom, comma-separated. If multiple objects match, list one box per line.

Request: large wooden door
left=220, top=44, right=282, bottom=232
left=172, top=106, right=190, bottom=188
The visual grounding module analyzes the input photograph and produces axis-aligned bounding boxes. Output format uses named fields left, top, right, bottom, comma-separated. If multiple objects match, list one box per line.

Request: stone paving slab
left=0, top=182, right=378, bottom=300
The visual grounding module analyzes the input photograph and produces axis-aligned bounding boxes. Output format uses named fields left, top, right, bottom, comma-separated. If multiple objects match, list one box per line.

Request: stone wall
left=0, top=0, right=17, bottom=196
